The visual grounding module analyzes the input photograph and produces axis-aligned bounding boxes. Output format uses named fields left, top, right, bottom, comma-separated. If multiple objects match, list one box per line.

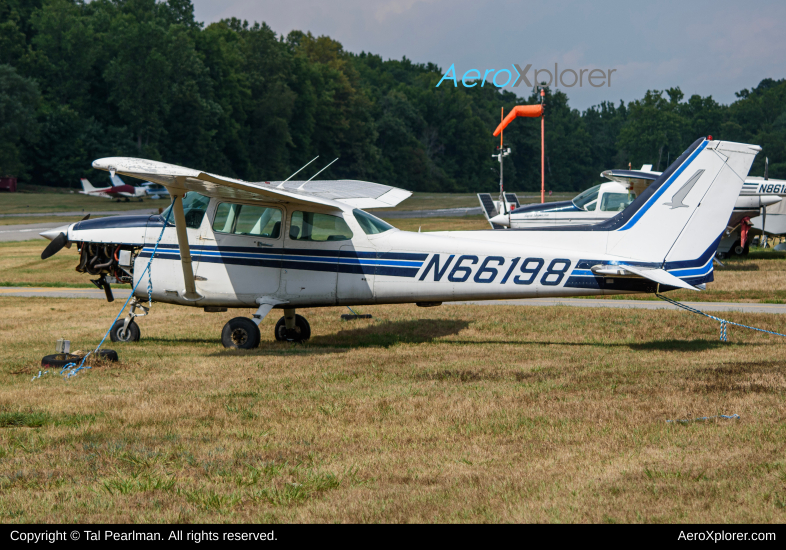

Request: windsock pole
left=492, top=102, right=543, bottom=205
left=540, top=89, right=545, bottom=204
left=500, top=108, right=504, bottom=214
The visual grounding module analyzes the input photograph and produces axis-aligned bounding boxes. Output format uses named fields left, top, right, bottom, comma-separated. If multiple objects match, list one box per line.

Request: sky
left=191, top=0, right=786, bottom=111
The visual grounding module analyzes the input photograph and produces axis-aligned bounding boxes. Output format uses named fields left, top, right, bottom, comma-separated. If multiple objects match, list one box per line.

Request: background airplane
left=80, top=177, right=147, bottom=201
left=480, top=163, right=785, bottom=257
left=139, top=181, right=170, bottom=199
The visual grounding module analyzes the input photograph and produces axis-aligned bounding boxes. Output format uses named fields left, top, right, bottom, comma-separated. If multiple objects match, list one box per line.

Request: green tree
left=617, top=89, right=687, bottom=170
left=0, top=64, right=39, bottom=176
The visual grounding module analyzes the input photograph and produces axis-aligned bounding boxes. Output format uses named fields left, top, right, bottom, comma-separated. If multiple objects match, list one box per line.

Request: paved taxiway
left=2, top=287, right=785, bottom=314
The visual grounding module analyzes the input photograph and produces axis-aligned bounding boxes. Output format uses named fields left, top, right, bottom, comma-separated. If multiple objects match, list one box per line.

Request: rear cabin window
left=212, top=203, right=282, bottom=238
left=289, top=211, right=353, bottom=242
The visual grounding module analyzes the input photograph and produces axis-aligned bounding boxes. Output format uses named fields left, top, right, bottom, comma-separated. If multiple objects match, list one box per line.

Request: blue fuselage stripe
left=619, top=140, right=708, bottom=231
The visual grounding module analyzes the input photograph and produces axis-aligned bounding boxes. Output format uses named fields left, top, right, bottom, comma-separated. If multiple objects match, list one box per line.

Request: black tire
left=109, top=319, right=140, bottom=342
left=42, top=349, right=118, bottom=368
left=732, top=240, right=750, bottom=256
left=222, top=317, right=260, bottom=349
left=274, top=314, right=311, bottom=342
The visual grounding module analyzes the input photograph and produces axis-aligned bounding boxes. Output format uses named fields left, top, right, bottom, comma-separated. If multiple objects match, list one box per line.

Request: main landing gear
left=221, top=308, right=311, bottom=349
left=106, top=297, right=310, bottom=349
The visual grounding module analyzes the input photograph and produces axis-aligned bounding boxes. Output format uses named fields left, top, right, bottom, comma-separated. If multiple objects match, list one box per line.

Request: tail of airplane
left=80, top=178, right=97, bottom=193
left=478, top=193, right=521, bottom=229
left=593, top=138, right=759, bottom=288
left=477, top=193, right=504, bottom=229
left=109, top=173, right=125, bottom=187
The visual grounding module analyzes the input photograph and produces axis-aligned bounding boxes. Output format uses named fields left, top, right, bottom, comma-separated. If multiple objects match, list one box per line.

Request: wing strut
left=171, top=192, right=203, bottom=301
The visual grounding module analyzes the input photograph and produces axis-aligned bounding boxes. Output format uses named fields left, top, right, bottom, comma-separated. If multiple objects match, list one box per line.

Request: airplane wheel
left=732, top=241, right=749, bottom=256
left=274, top=315, right=311, bottom=342
left=222, top=317, right=260, bottom=349
left=110, top=319, right=140, bottom=342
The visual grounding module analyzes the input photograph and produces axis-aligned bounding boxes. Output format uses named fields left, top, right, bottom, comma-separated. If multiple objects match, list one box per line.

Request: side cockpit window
left=289, top=211, right=353, bottom=242
left=212, top=202, right=282, bottom=239
left=599, top=192, right=635, bottom=212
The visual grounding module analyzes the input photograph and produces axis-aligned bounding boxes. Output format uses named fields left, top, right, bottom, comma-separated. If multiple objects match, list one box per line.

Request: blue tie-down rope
left=667, top=414, right=740, bottom=423
left=47, top=206, right=174, bottom=380
left=656, top=293, right=786, bottom=342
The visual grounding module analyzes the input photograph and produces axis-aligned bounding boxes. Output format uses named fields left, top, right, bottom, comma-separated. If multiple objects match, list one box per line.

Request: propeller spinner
left=40, top=232, right=68, bottom=260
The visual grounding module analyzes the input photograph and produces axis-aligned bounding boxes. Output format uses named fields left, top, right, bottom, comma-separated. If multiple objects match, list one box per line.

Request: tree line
left=1, top=0, right=784, bottom=193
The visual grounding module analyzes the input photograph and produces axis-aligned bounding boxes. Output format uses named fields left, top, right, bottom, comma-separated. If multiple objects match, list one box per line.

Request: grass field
left=1, top=189, right=572, bottom=216
left=1, top=190, right=162, bottom=215
left=3, top=200, right=786, bottom=523
left=369, top=192, right=573, bottom=212
left=2, top=297, right=786, bottom=522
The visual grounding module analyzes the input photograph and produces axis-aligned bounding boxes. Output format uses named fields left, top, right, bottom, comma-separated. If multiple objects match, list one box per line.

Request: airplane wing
left=92, top=157, right=411, bottom=209
left=601, top=169, right=659, bottom=186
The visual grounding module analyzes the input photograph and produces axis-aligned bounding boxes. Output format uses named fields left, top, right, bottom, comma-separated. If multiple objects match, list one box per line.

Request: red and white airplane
left=80, top=176, right=147, bottom=201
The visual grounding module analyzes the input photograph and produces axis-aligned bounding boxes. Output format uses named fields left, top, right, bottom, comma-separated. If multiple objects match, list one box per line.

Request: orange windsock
left=492, top=105, right=543, bottom=136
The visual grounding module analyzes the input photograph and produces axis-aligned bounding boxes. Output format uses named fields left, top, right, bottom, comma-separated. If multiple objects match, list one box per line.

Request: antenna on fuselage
left=277, top=156, right=319, bottom=189
left=297, top=158, right=339, bottom=189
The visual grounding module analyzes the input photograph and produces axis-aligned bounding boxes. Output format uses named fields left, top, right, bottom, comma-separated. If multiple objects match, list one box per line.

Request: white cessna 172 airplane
left=40, top=137, right=758, bottom=349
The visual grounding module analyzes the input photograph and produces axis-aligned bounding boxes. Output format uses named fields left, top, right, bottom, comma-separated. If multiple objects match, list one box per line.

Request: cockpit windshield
left=572, top=184, right=601, bottom=211
left=160, top=192, right=210, bottom=229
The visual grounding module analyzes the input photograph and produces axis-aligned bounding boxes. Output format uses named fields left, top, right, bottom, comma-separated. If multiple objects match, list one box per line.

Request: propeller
left=41, top=232, right=68, bottom=260
left=39, top=214, right=89, bottom=259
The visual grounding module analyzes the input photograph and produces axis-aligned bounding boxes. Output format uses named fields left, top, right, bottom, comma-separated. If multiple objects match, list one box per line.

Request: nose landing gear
left=110, top=297, right=147, bottom=342
left=110, top=319, right=140, bottom=342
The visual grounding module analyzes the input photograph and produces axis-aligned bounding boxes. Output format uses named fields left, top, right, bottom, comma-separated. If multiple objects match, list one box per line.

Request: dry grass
left=0, top=240, right=89, bottom=287
left=381, top=215, right=490, bottom=232
left=370, top=192, right=573, bottom=212
left=1, top=296, right=786, bottom=523
left=0, top=216, right=107, bottom=226
left=2, top=191, right=571, bottom=217
left=596, top=250, right=786, bottom=303
left=1, top=192, right=162, bottom=215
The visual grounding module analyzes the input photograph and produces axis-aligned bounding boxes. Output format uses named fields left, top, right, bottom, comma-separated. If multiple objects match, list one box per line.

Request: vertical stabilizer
left=604, top=138, right=759, bottom=270
left=80, top=178, right=97, bottom=193
left=477, top=193, right=504, bottom=229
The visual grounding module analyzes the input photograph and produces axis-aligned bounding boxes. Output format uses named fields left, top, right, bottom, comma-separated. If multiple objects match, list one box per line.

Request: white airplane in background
left=139, top=181, right=170, bottom=199
left=41, top=138, right=757, bottom=350
left=110, top=173, right=168, bottom=199
left=481, top=163, right=784, bottom=257
left=81, top=177, right=147, bottom=201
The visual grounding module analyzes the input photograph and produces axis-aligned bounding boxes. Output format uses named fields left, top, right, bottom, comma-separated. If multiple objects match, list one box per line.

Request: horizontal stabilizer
left=591, top=263, right=698, bottom=291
